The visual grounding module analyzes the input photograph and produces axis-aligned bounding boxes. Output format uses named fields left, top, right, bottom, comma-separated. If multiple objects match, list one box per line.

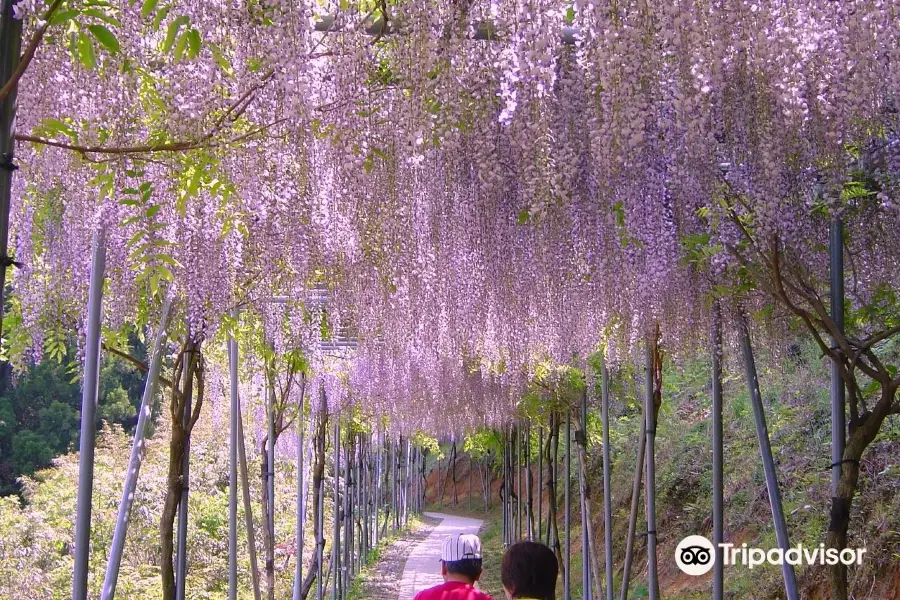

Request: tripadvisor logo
left=676, top=535, right=715, bottom=576
left=675, top=535, right=867, bottom=576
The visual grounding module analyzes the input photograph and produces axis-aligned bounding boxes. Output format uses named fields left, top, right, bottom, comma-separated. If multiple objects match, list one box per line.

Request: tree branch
left=15, top=118, right=287, bottom=155
left=102, top=342, right=175, bottom=389
left=0, top=0, right=64, bottom=104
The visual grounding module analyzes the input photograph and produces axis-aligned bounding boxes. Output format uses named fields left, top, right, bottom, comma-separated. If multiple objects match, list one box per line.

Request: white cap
left=441, top=534, right=482, bottom=562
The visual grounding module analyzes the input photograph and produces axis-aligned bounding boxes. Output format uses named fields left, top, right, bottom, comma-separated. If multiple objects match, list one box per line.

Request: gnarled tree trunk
left=160, top=339, right=204, bottom=600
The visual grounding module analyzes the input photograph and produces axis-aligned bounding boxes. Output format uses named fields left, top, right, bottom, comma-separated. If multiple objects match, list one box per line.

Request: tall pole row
left=72, top=230, right=107, bottom=600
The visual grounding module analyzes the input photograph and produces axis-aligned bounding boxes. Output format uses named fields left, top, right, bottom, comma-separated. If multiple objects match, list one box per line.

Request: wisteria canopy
left=6, top=0, right=900, bottom=432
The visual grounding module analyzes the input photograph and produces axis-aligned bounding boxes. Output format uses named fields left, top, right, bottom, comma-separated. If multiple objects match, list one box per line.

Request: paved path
left=397, top=512, right=484, bottom=600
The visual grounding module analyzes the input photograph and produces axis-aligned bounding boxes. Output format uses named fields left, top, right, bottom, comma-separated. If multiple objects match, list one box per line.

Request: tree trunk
left=575, top=413, right=604, bottom=600
left=451, top=442, right=458, bottom=505
left=620, top=417, right=646, bottom=600
left=160, top=342, right=203, bottom=600
left=302, top=394, right=327, bottom=600
left=160, top=416, right=187, bottom=600
left=826, top=385, right=896, bottom=600
left=260, top=445, right=275, bottom=600
left=545, top=413, right=562, bottom=567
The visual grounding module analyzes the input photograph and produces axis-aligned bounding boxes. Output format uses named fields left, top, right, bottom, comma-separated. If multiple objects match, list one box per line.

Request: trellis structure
left=0, top=2, right=897, bottom=600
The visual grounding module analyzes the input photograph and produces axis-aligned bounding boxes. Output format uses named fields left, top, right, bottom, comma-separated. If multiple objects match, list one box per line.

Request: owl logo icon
left=676, top=535, right=716, bottom=576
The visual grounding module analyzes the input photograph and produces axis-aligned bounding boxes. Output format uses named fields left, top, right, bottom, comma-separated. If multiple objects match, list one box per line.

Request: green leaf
left=156, top=264, right=175, bottom=281
left=187, top=28, right=201, bottom=58
left=79, top=9, right=122, bottom=26
left=162, top=15, right=189, bottom=53
left=141, top=0, right=159, bottom=18
left=126, top=230, right=146, bottom=246
left=87, top=25, right=120, bottom=54
left=208, top=42, right=233, bottom=77
left=155, top=254, right=181, bottom=267
left=77, top=32, right=97, bottom=70
left=517, top=209, right=530, bottom=225
left=145, top=204, right=161, bottom=218
left=152, top=5, right=171, bottom=30
left=173, top=30, right=189, bottom=62
left=39, top=118, right=78, bottom=141
left=49, top=9, right=80, bottom=25
left=187, top=168, right=202, bottom=195
left=120, top=216, right=142, bottom=227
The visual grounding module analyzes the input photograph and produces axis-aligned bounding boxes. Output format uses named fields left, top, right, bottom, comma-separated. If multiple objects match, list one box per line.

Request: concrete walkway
left=397, top=512, right=484, bottom=600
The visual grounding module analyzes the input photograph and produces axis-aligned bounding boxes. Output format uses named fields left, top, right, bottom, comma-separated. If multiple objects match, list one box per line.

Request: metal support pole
left=502, top=430, right=508, bottom=545
left=600, top=356, right=614, bottom=600
left=238, top=394, right=262, bottom=600
left=293, top=377, right=307, bottom=600
left=830, top=218, right=845, bottom=496
left=316, top=430, right=325, bottom=600
left=405, top=438, right=411, bottom=527
left=564, top=410, right=571, bottom=600
left=645, top=342, right=659, bottom=600
left=468, top=448, right=473, bottom=511
left=619, top=418, right=646, bottom=600
left=175, top=342, right=198, bottom=600
left=333, top=421, right=341, bottom=600
left=268, top=373, right=276, bottom=554
left=102, top=293, right=173, bottom=600
left=342, top=433, right=351, bottom=598
left=517, top=425, right=523, bottom=540
left=361, top=439, right=368, bottom=565
left=0, top=0, right=23, bottom=347
left=390, top=439, right=397, bottom=530
left=711, top=307, right=724, bottom=600
left=526, top=426, right=533, bottom=540
left=538, top=426, right=543, bottom=539
left=581, top=387, right=591, bottom=600
left=373, top=435, right=381, bottom=547
left=227, top=318, right=239, bottom=600
left=72, top=229, right=107, bottom=600
left=738, top=313, right=799, bottom=600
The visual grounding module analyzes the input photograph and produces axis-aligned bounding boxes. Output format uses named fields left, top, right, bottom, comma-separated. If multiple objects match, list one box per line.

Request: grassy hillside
left=427, top=342, right=900, bottom=599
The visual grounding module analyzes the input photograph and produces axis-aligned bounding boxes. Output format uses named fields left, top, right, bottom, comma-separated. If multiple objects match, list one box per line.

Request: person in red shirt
left=413, top=533, right=494, bottom=600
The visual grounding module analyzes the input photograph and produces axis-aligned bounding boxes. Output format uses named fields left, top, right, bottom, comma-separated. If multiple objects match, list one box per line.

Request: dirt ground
left=351, top=515, right=441, bottom=600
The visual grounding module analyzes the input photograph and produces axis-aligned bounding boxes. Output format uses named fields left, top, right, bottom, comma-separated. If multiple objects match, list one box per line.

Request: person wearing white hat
left=412, top=533, right=495, bottom=600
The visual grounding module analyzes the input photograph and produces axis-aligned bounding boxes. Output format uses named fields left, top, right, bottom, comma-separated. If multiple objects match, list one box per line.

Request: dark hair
left=501, top=541, right=558, bottom=600
left=444, top=558, right=483, bottom=582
